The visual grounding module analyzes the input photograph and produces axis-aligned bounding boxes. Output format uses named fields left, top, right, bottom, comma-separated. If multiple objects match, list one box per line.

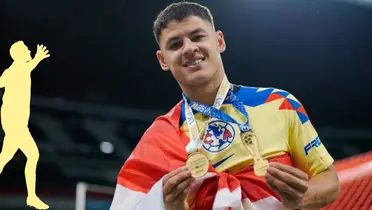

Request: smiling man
left=110, top=2, right=340, bottom=210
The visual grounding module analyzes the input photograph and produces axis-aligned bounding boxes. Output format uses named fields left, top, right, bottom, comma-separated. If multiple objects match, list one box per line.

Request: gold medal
left=186, top=152, right=209, bottom=178
left=254, top=159, right=269, bottom=177
left=241, top=131, right=269, bottom=177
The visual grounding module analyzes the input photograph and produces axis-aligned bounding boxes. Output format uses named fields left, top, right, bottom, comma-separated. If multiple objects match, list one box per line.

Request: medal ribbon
left=183, top=76, right=230, bottom=154
left=185, top=87, right=251, bottom=133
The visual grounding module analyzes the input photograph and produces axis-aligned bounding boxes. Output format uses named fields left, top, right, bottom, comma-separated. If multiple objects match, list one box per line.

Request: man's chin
left=184, top=73, right=213, bottom=87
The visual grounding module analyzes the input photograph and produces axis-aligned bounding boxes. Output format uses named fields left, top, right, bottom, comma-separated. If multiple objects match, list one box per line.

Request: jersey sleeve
left=110, top=117, right=188, bottom=210
left=285, top=92, right=334, bottom=177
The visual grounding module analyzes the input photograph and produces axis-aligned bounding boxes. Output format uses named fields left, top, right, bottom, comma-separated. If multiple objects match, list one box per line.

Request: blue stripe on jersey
left=235, top=86, right=273, bottom=107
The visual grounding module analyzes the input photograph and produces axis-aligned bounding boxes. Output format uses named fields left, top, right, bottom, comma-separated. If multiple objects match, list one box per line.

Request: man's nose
left=183, top=39, right=198, bottom=56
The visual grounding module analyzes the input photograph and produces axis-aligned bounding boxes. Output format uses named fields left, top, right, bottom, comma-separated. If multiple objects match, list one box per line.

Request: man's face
left=22, top=45, right=32, bottom=62
left=156, top=16, right=226, bottom=87
left=16, top=43, right=32, bottom=62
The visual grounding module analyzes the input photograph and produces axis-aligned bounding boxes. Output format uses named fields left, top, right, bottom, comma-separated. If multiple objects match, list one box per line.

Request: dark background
left=0, top=0, right=371, bottom=209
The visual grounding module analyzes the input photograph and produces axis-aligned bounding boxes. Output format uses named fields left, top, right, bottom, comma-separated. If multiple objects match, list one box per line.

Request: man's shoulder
left=234, top=84, right=297, bottom=107
left=235, top=84, right=291, bottom=95
left=1, top=68, right=10, bottom=76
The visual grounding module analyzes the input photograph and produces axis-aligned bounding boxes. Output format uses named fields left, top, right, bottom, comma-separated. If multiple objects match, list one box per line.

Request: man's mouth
left=184, top=58, right=205, bottom=68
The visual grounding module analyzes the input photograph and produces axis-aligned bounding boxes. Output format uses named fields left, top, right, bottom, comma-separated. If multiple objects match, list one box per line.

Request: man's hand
left=35, top=44, right=50, bottom=61
left=163, top=166, right=195, bottom=210
left=265, top=162, right=309, bottom=209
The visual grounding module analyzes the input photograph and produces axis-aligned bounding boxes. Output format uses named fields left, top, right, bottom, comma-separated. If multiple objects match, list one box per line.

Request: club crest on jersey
left=203, top=120, right=235, bottom=153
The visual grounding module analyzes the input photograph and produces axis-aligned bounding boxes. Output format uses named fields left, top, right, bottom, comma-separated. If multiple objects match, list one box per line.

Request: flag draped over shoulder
left=110, top=102, right=290, bottom=210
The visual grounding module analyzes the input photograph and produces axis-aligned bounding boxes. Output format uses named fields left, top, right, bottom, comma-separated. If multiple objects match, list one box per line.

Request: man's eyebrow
left=165, top=28, right=207, bottom=45
left=166, top=36, right=180, bottom=46
left=189, top=28, right=206, bottom=36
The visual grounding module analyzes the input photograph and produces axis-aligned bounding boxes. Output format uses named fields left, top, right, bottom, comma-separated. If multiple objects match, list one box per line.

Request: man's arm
left=27, top=44, right=50, bottom=72
left=298, top=165, right=340, bottom=209
left=265, top=91, right=340, bottom=209
left=0, top=70, right=8, bottom=88
left=27, top=57, right=44, bottom=72
left=266, top=162, right=340, bottom=210
left=0, top=77, right=5, bottom=88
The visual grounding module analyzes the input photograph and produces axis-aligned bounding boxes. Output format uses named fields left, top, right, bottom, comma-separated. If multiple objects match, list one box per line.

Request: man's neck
left=11, top=61, right=26, bottom=68
left=181, top=72, right=226, bottom=106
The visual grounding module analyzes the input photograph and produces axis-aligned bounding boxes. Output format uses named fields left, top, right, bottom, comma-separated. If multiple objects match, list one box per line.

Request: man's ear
left=216, top=30, right=226, bottom=53
left=156, top=50, right=169, bottom=71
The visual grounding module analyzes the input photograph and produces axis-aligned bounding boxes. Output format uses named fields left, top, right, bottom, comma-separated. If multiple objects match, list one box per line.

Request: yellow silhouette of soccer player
left=0, top=41, right=50, bottom=210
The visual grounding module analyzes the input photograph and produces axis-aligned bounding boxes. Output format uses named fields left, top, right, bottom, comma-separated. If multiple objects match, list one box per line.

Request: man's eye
left=170, top=42, right=182, bottom=49
left=192, top=35, right=204, bottom=42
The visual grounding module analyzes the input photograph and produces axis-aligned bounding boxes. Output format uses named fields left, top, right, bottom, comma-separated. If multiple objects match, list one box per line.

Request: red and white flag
left=110, top=102, right=289, bottom=210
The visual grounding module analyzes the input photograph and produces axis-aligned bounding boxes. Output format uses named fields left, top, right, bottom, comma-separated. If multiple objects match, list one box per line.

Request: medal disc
left=254, top=159, right=269, bottom=177
left=186, top=152, right=209, bottom=178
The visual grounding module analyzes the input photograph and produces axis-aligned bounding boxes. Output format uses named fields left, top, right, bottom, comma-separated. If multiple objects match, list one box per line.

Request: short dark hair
left=152, top=1, right=215, bottom=45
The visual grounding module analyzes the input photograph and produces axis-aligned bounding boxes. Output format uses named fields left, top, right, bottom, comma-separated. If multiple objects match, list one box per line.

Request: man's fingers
left=163, top=168, right=192, bottom=195
left=165, top=178, right=194, bottom=204
left=265, top=173, right=280, bottom=193
left=163, top=166, right=189, bottom=185
left=267, top=166, right=308, bottom=193
left=36, top=44, right=47, bottom=51
left=174, top=183, right=193, bottom=204
left=270, top=162, right=308, bottom=180
left=265, top=172, right=302, bottom=201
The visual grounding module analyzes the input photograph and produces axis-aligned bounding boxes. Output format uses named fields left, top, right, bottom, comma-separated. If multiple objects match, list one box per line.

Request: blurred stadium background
left=0, top=0, right=371, bottom=209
